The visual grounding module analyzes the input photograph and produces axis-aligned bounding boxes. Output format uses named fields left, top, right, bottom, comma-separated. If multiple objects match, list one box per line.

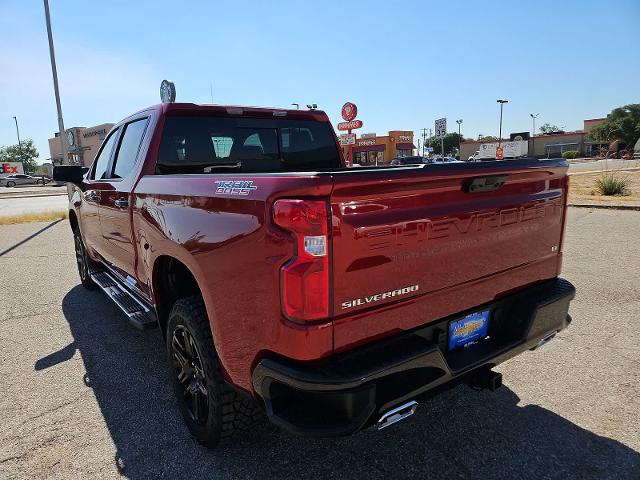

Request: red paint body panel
left=69, top=102, right=570, bottom=396
left=329, top=163, right=568, bottom=351
left=131, top=173, right=335, bottom=391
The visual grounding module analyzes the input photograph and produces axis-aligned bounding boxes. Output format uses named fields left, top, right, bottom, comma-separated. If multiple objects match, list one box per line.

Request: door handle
left=114, top=198, right=129, bottom=208
left=84, top=190, right=100, bottom=202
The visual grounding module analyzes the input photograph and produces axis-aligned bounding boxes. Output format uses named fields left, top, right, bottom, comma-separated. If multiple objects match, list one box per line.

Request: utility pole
left=44, top=0, right=67, bottom=165
left=420, top=128, right=428, bottom=156
left=497, top=99, right=508, bottom=147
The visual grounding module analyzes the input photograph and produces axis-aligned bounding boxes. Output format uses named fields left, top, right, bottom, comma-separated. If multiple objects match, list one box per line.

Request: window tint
left=113, top=118, right=148, bottom=179
left=91, top=129, right=119, bottom=180
left=157, top=116, right=340, bottom=174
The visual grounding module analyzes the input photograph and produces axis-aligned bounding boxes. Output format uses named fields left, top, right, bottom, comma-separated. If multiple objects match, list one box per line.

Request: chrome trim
left=377, top=400, right=418, bottom=430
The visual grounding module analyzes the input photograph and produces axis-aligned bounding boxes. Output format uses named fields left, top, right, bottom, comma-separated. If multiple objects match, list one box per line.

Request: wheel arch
left=151, top=255, right=211, bottom=338
left=68, top=209, right=79, bottom=232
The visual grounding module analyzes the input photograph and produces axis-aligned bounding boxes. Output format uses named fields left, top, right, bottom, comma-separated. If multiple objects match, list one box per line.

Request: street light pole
left=11, top=116, right=22, bottom=148
left=497, top=100, right=508, bottom=146
left=529, top=113, right=539, bottom=137
left=529, top=113, right=539, bottom=157
left=43, top=0, right=67, bottom=165
left=11, top=116, right=23, bottom=166
left=456, top=119, right=463, bottom=158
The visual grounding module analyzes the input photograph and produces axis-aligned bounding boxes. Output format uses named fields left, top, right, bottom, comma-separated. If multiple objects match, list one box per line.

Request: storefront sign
left=339, top=133, right=356, bottom=146
left=357, top=139, right=376, bottom=147
left=0, top=162, right=24, bottom=175
left=337, top=120, right=363, bottom=131
left=341, top=102, right=358, bottom=121
left=83, top=128, right=107, bottom=138
left=398, top=135, right=412, bottom=142
left=160, top=79, right=176, bottom=103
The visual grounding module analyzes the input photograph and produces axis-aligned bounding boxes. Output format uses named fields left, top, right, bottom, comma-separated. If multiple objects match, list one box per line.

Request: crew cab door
left=80, top=127, right=120, bottom=255
left=97, top=117, right=149, bottom=280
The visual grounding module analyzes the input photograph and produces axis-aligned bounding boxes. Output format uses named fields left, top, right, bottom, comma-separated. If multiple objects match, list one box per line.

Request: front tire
left=73, top=229, right=97, bottom=290
left=6, top=181, right=15, bottom=187
left=166, top=296, right=261, bottom=448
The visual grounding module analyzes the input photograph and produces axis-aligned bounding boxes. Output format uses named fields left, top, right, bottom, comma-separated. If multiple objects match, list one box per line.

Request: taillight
left=273, top=199, right=329, bottom=322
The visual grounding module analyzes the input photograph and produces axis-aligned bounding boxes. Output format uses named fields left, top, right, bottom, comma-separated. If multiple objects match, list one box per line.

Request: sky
left=0, top=0, right=639, bottom=163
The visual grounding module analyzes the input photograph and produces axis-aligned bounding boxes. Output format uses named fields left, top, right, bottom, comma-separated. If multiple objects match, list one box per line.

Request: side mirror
left=53, top=165, right=85, bottom=187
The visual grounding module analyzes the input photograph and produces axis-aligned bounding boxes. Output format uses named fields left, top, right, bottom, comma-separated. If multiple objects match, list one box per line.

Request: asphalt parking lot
left=0, top=208, right=639, bottom=480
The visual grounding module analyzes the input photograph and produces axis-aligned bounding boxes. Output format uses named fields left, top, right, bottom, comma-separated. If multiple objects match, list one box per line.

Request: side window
left=90, top=129, right=119, bottom=180
left=112, top=118, right=148, bottom=179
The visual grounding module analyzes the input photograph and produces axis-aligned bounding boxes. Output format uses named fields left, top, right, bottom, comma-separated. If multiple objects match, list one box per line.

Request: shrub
left=562, top=150, right=580, bottom=159
left=595, top=174, right=630, bottom=196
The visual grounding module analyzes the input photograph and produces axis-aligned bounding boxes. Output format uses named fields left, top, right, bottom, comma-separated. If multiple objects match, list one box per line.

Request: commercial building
left=340, top=131, right=415, bottom=166
left=460, top=118, right=608, bottom=160
left=48, top=123, right=114, bottom=166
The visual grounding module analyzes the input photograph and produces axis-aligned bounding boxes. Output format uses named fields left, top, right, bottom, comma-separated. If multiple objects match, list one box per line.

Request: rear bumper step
left=253, top=277, right=575, bottom=437
left=90, top=270, right=157, bottom=330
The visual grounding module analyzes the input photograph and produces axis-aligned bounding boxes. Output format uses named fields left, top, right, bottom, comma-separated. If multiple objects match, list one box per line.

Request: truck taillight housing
left=273, top=199, right=330, bottom=323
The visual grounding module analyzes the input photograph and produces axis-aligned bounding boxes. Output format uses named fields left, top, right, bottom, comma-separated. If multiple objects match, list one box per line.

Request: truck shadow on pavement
left=36, top=285, right=639, bottom=480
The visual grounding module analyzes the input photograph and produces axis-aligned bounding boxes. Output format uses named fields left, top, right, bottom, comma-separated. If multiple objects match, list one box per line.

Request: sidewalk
left=0, top=185, right=68, bottom=198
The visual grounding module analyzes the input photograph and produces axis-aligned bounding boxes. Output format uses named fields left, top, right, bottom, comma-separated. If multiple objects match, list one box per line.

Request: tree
left=589, top=104, right=640, bottom=148
left=477, top=134, right=498, bottom=142
left=0, top=139, right=39, bottom=173
left=426, top=133, right=465, bottom=155
left=539, top=123, right=564, bottom=134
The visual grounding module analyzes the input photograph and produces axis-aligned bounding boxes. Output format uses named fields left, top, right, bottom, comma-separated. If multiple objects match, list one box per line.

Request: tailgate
left=329, top=160, right=568, bottom=349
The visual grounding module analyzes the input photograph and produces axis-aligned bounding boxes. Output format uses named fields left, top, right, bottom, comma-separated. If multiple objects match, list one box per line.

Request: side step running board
left=90, top=270, right=157, bottom=330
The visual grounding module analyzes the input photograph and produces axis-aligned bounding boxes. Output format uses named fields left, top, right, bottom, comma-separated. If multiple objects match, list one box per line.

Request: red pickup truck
left=54, top=102, right=575, bottom=448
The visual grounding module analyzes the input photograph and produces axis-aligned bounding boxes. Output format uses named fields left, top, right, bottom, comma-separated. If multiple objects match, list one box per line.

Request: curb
left=568, top=203, right=640, bottom=211
left=568, top=167, right=640, bottom=176
left=0, top=193, right=68, bottom=200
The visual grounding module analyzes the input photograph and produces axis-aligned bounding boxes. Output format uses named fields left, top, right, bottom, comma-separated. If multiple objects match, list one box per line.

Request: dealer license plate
left=448, top=310, right=490, bottom=350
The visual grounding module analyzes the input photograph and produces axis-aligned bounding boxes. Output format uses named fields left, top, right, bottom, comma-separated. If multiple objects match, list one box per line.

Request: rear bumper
left=253, top=277, right=575, bottom=437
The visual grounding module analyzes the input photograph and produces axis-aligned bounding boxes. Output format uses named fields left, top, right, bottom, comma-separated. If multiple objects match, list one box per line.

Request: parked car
left=426, top=156, right=464, bottom=164
left=54, top=102, right=575, bottom=449
left=390, top=156, right=425, bottom=166
left=0, top=174, right=46, bottom=187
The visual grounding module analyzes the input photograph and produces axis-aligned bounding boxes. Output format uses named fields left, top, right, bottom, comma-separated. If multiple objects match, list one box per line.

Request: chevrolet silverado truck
left=54, top=102, right=575, bottom=448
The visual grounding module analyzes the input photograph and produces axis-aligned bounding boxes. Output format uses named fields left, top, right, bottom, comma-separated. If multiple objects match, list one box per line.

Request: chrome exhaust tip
left=533, top=331, right=557, bottom=350
left=377, top=400, right=418, bottom=430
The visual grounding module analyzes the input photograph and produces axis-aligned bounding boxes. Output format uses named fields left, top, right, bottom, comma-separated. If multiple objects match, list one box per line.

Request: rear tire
left=6, top=181, right=15, bottom=187
left=73, top=229, right=97, bottom=290
left=166, top=296, right=261, bottom=448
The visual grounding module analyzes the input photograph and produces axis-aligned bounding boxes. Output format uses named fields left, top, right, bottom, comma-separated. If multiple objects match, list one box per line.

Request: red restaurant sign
left=337, top=120, right=363, bottom=131
left=341, top=102, right=358, bottom=121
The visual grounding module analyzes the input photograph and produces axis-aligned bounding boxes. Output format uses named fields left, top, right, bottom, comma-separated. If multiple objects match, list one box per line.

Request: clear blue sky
left=1, top=0, right=638, bottom=163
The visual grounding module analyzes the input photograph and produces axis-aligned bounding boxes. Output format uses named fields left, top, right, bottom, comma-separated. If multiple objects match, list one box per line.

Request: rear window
left=156, top=116, right=340, bottom=174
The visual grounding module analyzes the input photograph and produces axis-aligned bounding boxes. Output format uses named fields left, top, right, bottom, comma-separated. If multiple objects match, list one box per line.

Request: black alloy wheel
left=73, top=230, right=96, bottom=289
left=170, top=325, right=210, bottom=425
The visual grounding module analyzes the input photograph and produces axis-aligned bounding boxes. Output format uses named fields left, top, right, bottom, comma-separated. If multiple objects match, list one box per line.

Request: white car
left=426, top=157, right=464, bottom=164
left=0, top=174, right=46, bottom=187
left=468, top=151, right=480, bottom=161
